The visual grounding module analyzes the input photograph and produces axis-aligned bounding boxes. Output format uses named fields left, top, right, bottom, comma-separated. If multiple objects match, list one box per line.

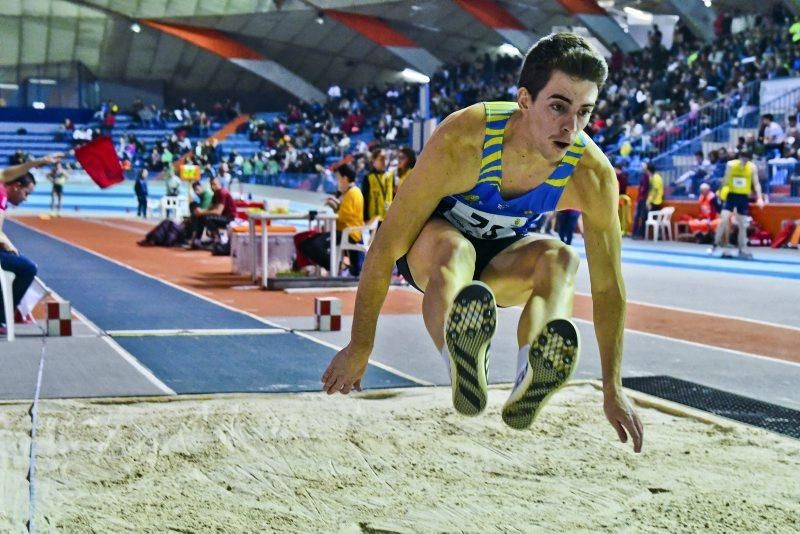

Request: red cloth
left=74, top=136, right=124, bottom=189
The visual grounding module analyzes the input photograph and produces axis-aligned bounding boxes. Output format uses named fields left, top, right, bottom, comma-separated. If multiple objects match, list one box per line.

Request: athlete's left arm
left=567, top=148, right=643, bottom=453
left=751, top=165, right=764, bottom=208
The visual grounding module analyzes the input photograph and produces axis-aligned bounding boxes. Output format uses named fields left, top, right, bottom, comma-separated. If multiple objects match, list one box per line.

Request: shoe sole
left=445, top=282, right=496, bottom=416
left=502, top=319, right=580, bottom=430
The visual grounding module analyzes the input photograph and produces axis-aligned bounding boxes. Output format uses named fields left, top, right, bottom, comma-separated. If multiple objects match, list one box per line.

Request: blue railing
left=606, top=80, right=761, bottom=161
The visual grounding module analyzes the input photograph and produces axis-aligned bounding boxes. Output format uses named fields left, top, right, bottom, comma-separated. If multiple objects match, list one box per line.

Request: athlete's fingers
left=613, top=420, right=628, bottom=444
left=354, top=379, right=362, bottom=392
left=326, top=375, right=345, bottom=395
left=621, top=416, right=641, bottom=453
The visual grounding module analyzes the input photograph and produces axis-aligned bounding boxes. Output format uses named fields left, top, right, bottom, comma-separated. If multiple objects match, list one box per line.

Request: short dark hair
left=192, top=180, right=203, bottom=189
left=10, top=172, right=36, bottom=188
left=518, top=33, right=608, bottom=102
left=398, top=147, right=416, bottom=169
left=646, top=162, right=657, bottom=173
left=335, top=163, right=356, bottom=182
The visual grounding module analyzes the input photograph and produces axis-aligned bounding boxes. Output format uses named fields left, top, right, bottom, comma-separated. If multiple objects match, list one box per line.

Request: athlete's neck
left=503, top=111, right=554, bottom=166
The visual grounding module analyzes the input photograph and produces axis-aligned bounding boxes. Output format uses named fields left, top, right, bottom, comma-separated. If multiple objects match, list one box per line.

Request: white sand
left=1, top=384, right=799, bottom=532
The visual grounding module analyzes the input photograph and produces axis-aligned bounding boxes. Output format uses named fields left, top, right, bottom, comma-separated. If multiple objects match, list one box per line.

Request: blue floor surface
left=6, top=220, right=416, bottom=394
left=6, top=221, right=268, bottom=331
left=115, top=334, right=415, bottom=394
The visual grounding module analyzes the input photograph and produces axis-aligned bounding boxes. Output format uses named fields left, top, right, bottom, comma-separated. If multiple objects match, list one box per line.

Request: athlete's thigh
left=405, top=217, right=476, bottom=292
left=479, top=233, right=566, bottom=307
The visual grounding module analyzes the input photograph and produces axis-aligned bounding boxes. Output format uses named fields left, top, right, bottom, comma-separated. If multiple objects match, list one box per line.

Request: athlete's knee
left=535, top=244, right=579, bottom=282
left=428, top=238, right=475, bottom=281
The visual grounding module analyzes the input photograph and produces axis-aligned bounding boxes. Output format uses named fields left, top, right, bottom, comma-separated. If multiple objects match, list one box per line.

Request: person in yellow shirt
left=709, top=150, right=764, bottom=259
left=646, top=164, right=664, bottom=212
left=362, top=149, right=393, bottom=224
left=300, top=164, right=366, bottom=275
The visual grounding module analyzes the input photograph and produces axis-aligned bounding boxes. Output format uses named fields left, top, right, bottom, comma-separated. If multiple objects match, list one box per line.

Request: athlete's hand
left=604, top=389, right=643, bottom=453
left=321, top=344, right=369, bottom=395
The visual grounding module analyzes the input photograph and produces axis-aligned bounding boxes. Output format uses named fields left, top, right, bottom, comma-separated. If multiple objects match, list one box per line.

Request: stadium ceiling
left=0, top=0, right=788, bottom=106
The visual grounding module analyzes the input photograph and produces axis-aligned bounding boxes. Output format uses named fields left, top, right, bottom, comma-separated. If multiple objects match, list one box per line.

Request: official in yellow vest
left=362, top=149, right=393, bottom=223
left=709, top=150, right=764, bottom=259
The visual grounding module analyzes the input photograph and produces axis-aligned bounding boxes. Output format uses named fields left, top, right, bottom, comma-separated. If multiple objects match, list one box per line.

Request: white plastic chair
left=337, top=219, right=379, bottom=275
left=1, top=269, right=16, bottom=341
left=160, top=196, right=181, bottom=221
left=645, top=207, right=675, bottom=241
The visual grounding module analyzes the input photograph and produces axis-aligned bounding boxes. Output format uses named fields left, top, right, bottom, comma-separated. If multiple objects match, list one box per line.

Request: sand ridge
left=1, top=384, right=798, bottom=532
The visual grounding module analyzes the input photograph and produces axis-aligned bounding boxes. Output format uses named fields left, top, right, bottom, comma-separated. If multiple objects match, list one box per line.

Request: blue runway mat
left=114, top=334, right=416, bottom=394
left=5, top=221, right=269, bottom=331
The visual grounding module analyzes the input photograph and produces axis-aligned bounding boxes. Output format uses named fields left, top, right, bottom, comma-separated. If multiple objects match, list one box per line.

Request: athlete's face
left=518, top=70, right=598, bottom=162
left=6, top=182, right=34, bottom=206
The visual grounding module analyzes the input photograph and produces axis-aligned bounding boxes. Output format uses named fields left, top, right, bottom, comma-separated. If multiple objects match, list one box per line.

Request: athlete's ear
left=517, top=87, right=531, bottom=110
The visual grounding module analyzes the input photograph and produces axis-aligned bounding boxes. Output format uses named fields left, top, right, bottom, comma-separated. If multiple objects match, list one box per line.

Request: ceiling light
left=32, top=102, right=46, bottom=109
left=130, top=22, right=141, bottom=33
left=0, top=83, right=19, bottom=90
left=401, top=68, right=430, bottom=84
left=498, top=43, right=521, bottom=57
left=29, top=78, right=57, bottom=85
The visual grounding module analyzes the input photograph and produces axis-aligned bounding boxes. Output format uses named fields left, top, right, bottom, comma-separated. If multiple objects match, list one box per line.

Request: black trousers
left=298, top=232, right=364, bottom=275
left=192, top=215, right=232, bottom=240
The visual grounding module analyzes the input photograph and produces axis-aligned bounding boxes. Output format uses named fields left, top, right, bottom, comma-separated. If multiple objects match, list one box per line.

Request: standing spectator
left=393, top=147, right=416, bottom=193
left=0, top=174, right=38, bottom=334
left=362, top=149, right=393, bottom=224
left=556, top=209, right=581, bottom=245
left=614, top=160, right=632, bottom=236
left=47, top=161, right=69, bottom=214
left=647, top=163, right=664, bottom=212
left=134, top=169, right=149, bottom=218
left=632, top=162, right=651, bottom=238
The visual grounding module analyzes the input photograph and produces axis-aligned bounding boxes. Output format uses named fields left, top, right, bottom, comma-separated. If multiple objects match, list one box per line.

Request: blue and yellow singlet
left=436, top=101, right=587, bottom=240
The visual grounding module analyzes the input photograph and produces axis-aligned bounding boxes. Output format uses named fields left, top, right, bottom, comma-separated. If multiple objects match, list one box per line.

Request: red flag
left=74, top=136, right=124, bottom=189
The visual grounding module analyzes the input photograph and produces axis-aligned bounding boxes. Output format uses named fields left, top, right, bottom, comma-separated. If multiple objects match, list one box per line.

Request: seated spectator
left=299, top=164, right=365, bottom=276
left=188, top=176, right=236, bottom=249
left=0, top=173, right=38, bottom=333
left=674, top=150, right=711, bottom=197
left=682, top=183, right=721, bottom=238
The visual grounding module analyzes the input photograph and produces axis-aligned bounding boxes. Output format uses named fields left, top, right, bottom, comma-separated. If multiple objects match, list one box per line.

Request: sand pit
left=1, top=384, right=798, bottom=532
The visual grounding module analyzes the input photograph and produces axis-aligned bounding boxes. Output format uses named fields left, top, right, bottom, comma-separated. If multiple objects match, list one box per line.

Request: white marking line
left=283, top=285, right=409, bottom=294
left=292, top=331, right=434, bottom=387
left=67, top=306, right=176, bottom=395
left=16, top=220, right=429, bottom=387
left=572, top=317, right=800, bottom=369
left=107, top=328, right=285, bottom=337
left=575, top=291, right=800, bottom=333
left=82, top=218, right=149, bottom=235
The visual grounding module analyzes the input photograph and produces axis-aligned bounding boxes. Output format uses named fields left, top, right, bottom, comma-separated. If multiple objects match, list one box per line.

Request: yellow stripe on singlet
left=480, top=150, right=502, bottom=168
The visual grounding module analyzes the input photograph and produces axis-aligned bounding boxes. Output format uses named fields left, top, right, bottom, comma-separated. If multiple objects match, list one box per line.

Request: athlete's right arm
left=1, top=152, right=64, bottom=183
left=321, top=106, right=483, bottom=395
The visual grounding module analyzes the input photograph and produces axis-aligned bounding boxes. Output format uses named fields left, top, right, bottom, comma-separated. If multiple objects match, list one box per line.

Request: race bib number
left=442, top=202, right=530, bottom=240
left=732, top=177, right=748, bottom=189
